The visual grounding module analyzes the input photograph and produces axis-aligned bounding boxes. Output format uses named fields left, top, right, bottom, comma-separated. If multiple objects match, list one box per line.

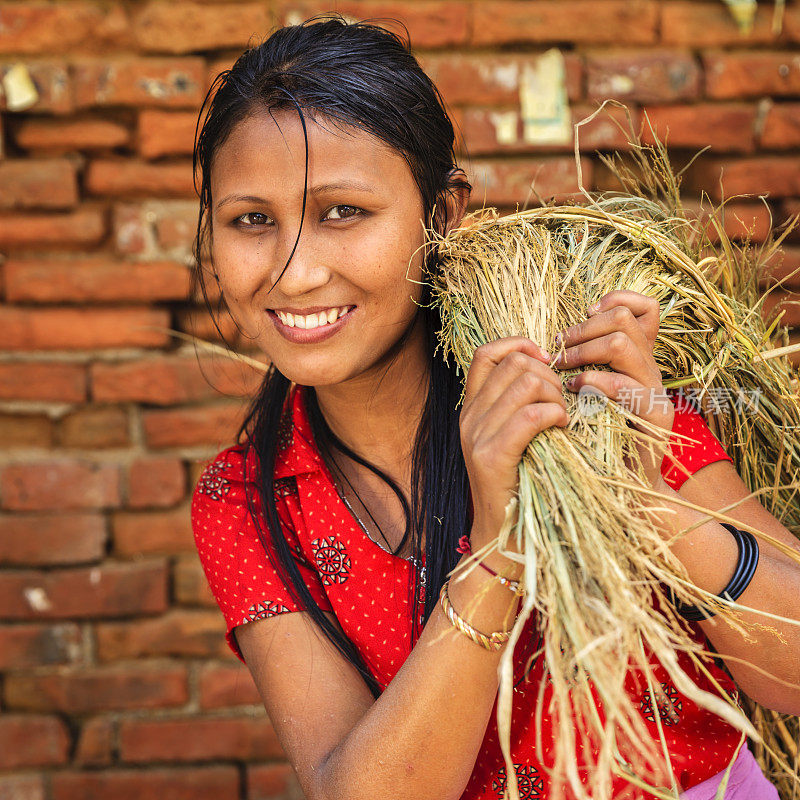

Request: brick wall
left=1, top=2, right=799, bottom=799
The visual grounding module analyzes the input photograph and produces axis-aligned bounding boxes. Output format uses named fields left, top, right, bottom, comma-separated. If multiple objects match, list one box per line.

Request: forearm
left=649, top=477, right=800, bottom=714
left=317, top=546, right=523, bottom=800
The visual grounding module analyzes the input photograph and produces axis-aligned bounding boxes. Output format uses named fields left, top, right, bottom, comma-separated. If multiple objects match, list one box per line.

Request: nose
left=267, top=224, right=332, bottom=296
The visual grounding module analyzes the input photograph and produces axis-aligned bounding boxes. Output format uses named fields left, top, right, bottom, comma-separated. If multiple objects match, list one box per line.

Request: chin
left=268, top=357, right=359, bottom=388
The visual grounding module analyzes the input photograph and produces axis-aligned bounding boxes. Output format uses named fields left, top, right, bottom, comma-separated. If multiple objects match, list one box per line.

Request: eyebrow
left=214, top=181, right=379, bottom=210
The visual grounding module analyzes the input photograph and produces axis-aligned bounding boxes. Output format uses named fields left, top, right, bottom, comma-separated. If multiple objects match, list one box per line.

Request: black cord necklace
left=327, top=451, right=424, bottom=578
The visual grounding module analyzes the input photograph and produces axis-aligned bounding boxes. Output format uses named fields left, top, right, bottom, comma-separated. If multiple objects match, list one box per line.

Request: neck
left=312, top=313, right=430, bottom=483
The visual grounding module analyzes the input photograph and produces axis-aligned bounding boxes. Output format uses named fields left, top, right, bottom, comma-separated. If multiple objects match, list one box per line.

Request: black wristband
left=673, top=522, right=760, bottom=622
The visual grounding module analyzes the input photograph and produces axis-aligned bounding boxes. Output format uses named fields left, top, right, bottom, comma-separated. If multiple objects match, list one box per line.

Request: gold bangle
left=438, top=579, right=511, bottom=651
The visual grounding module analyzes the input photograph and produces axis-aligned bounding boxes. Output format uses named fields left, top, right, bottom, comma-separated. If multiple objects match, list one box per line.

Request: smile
left=268, top=305, right=356, bottom=343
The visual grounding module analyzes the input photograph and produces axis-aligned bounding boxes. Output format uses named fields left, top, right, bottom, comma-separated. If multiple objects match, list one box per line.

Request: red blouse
left=191, top=385, right=740, bottom=799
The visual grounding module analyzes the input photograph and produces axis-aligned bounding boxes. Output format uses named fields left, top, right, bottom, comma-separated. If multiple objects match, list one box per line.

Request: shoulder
left=661, top=389, right=733, bottom=491
left=191, top=444, right=256, bottom=515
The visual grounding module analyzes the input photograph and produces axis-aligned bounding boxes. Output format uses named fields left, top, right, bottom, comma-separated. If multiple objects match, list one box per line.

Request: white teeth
left=275, top=306, right=352, bottom=330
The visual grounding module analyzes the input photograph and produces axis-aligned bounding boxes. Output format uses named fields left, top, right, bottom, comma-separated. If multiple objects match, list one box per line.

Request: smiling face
left=209, top=107, right=430, bottom=388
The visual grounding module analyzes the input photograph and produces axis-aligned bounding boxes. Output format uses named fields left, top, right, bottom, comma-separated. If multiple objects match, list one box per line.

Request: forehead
left=209, top=108, right=412, bottom=199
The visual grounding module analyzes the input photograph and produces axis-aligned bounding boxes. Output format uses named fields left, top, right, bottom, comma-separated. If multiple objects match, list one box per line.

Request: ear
left=440, top=168, right=471, bottom=235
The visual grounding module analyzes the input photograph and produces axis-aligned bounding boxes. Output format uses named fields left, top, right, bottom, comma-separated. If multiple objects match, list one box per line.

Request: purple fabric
left=678, top=742, right=779, bottom=800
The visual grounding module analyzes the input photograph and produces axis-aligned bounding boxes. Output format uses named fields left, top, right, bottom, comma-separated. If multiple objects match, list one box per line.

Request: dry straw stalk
left=426, top=108, right=800, bottom=799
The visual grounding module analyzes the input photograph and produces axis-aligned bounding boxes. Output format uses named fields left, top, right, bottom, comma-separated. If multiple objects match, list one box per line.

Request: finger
left=555, top=304, right=649, bottom=353
left=479, top=369, right=568, bottom=441
left=588, top=290, right=660, bottom=344
left=465, top=347, right=561, bottom=418
left=464, top=338, right=550, bottom=406
left=565, top=369, right=673, bottom=427
left=552, top=331, right=654, bottom=386
left=484, top=402, right=570, bottom=462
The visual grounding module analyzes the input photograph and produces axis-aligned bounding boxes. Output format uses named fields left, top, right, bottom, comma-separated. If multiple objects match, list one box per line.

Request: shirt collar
left=272, top=384, right=326, bottom=480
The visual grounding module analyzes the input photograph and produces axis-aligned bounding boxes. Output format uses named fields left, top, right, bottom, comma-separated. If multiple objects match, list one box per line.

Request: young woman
left=190, top=18, right=800, bottom=800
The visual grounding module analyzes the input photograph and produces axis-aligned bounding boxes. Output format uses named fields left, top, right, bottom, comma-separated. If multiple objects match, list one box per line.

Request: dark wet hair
left=192, top=16, right=472, bottom=698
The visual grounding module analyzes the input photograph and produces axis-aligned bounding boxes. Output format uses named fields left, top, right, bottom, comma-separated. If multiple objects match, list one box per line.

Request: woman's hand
left=551, top=290, right=674, bottom=489
left=460, top=337, right=569, bottom=551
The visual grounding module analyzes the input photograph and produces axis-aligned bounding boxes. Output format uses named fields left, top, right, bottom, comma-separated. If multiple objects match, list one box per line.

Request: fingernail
left=554, top=332, right=562, bottom=347
left=587, top=303, right=599, bottom=315
left=540, top=347, right=550, bottom=360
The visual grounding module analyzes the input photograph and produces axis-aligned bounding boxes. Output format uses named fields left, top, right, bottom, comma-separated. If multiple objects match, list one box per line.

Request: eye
left=324, top=205, right=361, bottom=221
left=234, top=212, right=273, bottom=227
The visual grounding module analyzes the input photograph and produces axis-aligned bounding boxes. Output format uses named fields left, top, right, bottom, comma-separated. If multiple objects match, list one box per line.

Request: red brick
left=96, top=609, right=230, bottom=660
left=155, top=209, right=200, bottom=250
left=57, top=407, right=130, bottom=449
left=247, top=763, right=302, bottom=800
left=762, top=289, right=800, bottom=328
left=0, top=623, right=82, bottom=669
left=0, top=513, right=106, bottom=566
left=687, top=156, right=800, bottom=201
left=0, top=773, right=45, bottom=800
left=0, top=461, right=120, bottom=511
left=0, top=413, right=52, bottom=448
left=111, top=200, right=197, bottom=257
left=0, top=560, right=168, bottom=622
left=0, top=362, right=86, bottom=403
left=472, top=1, right=657, bottom=46
left=142, top=403, right=246, bottom=449
left=119, top=716, right=283, bottom=762
left=51, top=766, right=238, bottom=800
left=112, top=506, right=194, bottom=555
left=91, top=355, right=262, bottom=405
left=461, top=104, right=637, bottom=156
left=173, top=554, right=216, bottom=606
left=468, top=157, right=592, bottom=206
left=421, top=52, right=582, bottom=106
left=198, top=662, right=260, bottom=710
left=86, top=159, right=195, bottom=198
left=759, top=246, right=800, bottom=290
left=662, top=1, right=784, bottom=47
left=586, top=50, right=700, bottom=104
left=0, top=3, right=131, bottom=55
left=0, top=307, right=170, bottom=350
left=73, top=57, right=205, bottom=109
left=787, top=6, right=800, bottom=44
left=681, top=199, right=773, bottom=244
left=128, top=457, right=186, bottom=508
left=134, top=1, right=271, bottom=54
left=177, top=307, right=243, bottom=345
left=138, top=110, right=197, bottom=159
left=280, top=1, right=468, bottom=48
left=0, top=715, right=70, bottom=769
left=761, top=102, right=800, bottom=149
left=0, top=208, right=105, bottom=248
left=5, top=663, right=187, bottom=713
left=0, top=159, right=78, bottom=210
left=704, top=52, right=800, bottom=100
left=14, top=116, right=130, bottom=151
left=784, top=200, right=800, bottom=243
left=0, top=61, right=72, bottom=114
left=75, top=717, right=114, bottom=767
left=640, top=103, right=757, bottom=153
left=4, top=257, right=189, bottom=303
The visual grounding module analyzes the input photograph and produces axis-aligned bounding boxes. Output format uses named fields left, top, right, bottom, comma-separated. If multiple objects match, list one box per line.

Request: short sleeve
left=191, top=446, right=333, bottom=664
left=660, top=392, right=734, bottom=491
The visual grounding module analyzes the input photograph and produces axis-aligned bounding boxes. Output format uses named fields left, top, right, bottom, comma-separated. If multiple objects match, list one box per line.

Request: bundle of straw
left=427, top=118, right=800, bottom=799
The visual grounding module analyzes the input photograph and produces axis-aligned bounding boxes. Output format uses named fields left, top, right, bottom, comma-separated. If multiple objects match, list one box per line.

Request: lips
left=268, top=305, right=356, bottom=344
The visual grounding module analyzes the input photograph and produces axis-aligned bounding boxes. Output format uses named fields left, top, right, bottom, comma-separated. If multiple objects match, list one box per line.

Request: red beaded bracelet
left=456, top=535, right=523, bottom=595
